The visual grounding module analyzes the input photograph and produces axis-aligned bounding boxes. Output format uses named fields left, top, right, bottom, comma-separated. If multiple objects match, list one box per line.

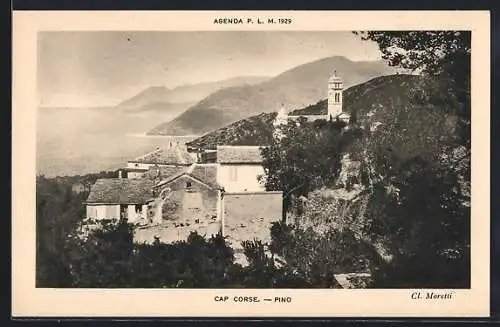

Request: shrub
left=240, top=222, right=382, bottom=288
left=237, top=239, right=310, bottom=288
left=66, top=221, right=238, bottom=288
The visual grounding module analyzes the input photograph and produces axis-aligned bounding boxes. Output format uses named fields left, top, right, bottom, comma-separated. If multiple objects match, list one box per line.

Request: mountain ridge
left=147, top=56, right=399, bottom=136
left=117, top=75, right=270, bottom=110
left=185, top=74, right=447, bottom=152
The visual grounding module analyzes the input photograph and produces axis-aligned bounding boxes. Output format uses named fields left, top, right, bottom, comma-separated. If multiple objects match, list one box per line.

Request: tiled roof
left=216, top=146, right=264, bottom=164
left=86, top=178, right=155, bottom=204
left=122, top=167, right=149, bottom=172
left=190, top=164, right=219, bottom=189
left=132, top=166, right=187, bottom=180
left=128, top=147, right=195, bottom=165
left=155, top=164, right=221, bottom=190
left=159, top=166, right=187, bottom=179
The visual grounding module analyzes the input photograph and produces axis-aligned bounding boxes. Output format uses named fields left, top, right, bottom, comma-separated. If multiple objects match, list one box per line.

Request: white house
left=85, top=178, right=156, bottom=223
left=216, top=145, right=267, bottom=193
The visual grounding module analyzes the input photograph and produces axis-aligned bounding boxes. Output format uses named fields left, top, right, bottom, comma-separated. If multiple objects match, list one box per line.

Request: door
left=120, top=204, right=128, bottom=220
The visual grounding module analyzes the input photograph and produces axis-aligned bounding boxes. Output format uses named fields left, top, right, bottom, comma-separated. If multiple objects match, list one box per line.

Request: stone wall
left=223, top=191, right=282, bottom=249
left=133, top=220, right=221, bottom=244
left=134, top=176, right=220, bottom=244
left=160, top=176, right=218, bottom=222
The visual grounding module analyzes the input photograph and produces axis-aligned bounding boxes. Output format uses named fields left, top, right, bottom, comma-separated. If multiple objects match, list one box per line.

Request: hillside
left=187, top=74, right=428, bottom=150
left=290, top=74, right=424, bottom=120
left=289, top=73, right=464, bottom=162
left=186, top=112, right=277, bottom=151
left=148, top=56, right=399, bottom=135
left=117, top=76, right=269, bottom=110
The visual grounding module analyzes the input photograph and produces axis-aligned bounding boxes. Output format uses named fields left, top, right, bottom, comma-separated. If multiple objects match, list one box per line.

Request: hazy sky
left=38, top=31, right=383, bottom=107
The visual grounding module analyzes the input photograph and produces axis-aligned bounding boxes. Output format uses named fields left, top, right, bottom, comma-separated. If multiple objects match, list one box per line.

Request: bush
left=36, top=176, right=87, bottom=287
left=237, top=239, right=310, bottom=288
left=366, top=158, right=471, bottom=288
left=239, top=222, right=382, bottom=288
left=162, top=199, right=179, bottom=220
left=66, top=221, right=238, bottom=288
left=371, top=249, right=470, bottom=288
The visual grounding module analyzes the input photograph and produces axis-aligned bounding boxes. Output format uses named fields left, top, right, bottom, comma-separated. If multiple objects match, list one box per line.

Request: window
left=186, top=181, right=192, bottom=188
left=135, top=163, right=139, bottom=167
left=135, top=204, right=142, bottom=213
left=230, top=166, right=238, bottom=181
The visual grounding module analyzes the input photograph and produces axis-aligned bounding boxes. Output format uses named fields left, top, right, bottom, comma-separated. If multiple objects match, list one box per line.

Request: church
left=281, top=70, right=350, bottom=123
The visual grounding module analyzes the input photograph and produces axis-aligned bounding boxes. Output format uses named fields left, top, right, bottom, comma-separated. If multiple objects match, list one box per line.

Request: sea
left=36, top=107, right=198, bottom=177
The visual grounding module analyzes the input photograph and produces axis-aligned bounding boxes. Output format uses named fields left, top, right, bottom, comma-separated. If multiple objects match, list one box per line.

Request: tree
left=239, top=222, right=381, bottom=288
left=260, top=119, right=345, bottom=219
left=353, top=30, right=471, bottom=209
left=36, top=176, right=87, bottom=287
left=344, top=112, right=471, bottom=288
left=354, top=31, right=470, bottom=148
left=65, top=219, right=135, bottom=288
left=351, top=31, right=471, bottom=287
left=367, top=157, right=470, bottom=288
left=36, top=170, right=123, bottom=287
left=354, top=31, right=470, bottom=77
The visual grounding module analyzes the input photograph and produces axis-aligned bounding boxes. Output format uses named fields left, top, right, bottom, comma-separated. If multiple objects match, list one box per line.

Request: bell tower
left=328, top=70, right=343, bottom=119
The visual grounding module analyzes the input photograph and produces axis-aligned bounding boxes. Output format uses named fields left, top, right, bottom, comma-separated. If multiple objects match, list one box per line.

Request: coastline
left=126, top=133, right=200, bottom=138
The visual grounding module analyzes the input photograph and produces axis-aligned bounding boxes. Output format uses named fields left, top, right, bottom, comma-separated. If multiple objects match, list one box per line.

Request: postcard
left=12, top=10, right=490, bottom=317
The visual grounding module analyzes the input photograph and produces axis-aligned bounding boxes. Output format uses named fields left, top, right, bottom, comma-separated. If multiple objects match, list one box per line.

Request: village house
left=216, top=145, right=266, bottom=193
left=85, top=178, right=157, bottom=224
left=121, top=145, right=196, bottom=179
left=153, top=163, right=222, bottom=224
left=133, top=162, right=225, bottom=243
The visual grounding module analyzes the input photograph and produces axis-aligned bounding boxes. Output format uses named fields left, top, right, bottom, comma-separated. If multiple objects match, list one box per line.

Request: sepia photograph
left=12, top=10, right=490, bottom=317
left=35, top=29, right=471, bottom=289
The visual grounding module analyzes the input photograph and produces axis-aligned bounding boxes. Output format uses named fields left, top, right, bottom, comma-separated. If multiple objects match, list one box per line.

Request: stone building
left=327, top=70, right=343, bottom=118
left=287, top=70, right=350, bottom=123
left=153, top=163, right=222, bottom=223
